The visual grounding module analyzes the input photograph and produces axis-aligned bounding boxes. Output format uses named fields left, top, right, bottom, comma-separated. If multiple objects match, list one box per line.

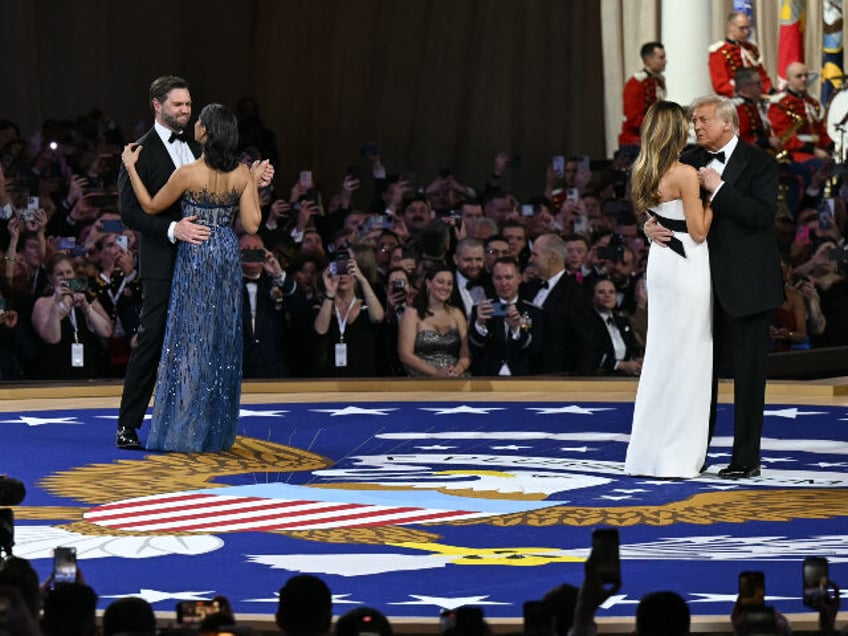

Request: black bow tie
left=706, top=150, right=725, bottom=164
left=168, top=130, right=191, bottom=144
left=244, top=277, right=260, bottom=285
left=539, top=280, right=549, bottom=289
left=606, top=316, right=615, bottom=326
left=465, top=280, right=480, bottom=291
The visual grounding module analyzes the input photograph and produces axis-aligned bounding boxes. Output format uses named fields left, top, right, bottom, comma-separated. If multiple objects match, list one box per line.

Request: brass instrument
left=772, top=103, right=812, bottom=164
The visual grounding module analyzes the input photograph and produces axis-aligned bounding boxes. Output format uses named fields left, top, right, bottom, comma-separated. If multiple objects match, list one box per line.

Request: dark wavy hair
left=198, top=103, right=239, bottom=172
left=412, top=260, right=454, bottom=319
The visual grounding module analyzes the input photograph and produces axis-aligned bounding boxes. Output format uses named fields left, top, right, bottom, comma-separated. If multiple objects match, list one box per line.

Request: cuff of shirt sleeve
left=167, top=221, right=177, bottom=244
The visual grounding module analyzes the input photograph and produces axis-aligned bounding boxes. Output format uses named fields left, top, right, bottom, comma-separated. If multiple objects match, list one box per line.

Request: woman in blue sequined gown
left=121, top=104, right=263, bottom=452
left=398, top=263, right=471, bottom=377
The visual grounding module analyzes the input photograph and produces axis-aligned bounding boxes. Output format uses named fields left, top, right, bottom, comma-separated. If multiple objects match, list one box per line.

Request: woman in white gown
left=624, top=101, right=714, bottom=478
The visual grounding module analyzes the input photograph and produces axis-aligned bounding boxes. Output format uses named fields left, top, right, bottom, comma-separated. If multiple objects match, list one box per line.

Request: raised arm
left=121, top=144, right=189, bottom=214
left=678, top=164, right=712, bottom=243
left=238, top=165, right=262, bottom=234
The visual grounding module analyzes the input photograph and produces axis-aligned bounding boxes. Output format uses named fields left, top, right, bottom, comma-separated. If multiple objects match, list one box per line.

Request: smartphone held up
left=52, top=546, right=77, bottom=585
left=591, top=528, right=621, bottom=586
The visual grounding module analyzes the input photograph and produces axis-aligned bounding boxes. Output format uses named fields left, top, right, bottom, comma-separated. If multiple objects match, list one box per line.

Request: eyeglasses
left=486, top=248, right=511, bottom=256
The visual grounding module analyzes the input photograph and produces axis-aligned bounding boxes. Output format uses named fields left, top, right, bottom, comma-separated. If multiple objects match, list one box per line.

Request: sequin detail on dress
left=406, top=329, right=467, bottom=377
left=146, top=189, right=243, bottom=452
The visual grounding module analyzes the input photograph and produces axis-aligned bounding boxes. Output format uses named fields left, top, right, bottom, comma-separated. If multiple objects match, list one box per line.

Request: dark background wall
left=2, top=0, right=604, bottom=199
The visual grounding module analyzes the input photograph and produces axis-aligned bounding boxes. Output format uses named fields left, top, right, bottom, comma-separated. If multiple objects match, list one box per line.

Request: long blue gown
left=146, top=189, right=243, bottom=452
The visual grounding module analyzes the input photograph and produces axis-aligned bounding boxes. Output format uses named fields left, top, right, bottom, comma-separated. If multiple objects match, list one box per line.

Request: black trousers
left=117, top=278, right=172, bottom=431
left=708, top=304, right=771, bottom=467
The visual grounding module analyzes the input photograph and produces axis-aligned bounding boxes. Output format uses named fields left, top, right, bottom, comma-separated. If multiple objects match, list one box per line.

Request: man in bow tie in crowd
left=646, top=95, right=783, bottom=479
left=116, top=75, right=274, bottom=450
left=240, top=234, right=303, bottom=378
left=589, top=278, right=641, bottom=376
left=450, top=238, right=492, bottom=319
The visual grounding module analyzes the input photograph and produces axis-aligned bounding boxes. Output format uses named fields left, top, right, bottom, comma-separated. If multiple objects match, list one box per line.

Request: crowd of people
left=1, top=95, right=844, bottom=385
left=0, top=536, right=844, bottom=636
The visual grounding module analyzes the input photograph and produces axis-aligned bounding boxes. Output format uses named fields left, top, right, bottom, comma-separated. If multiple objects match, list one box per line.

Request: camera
left=176, top=599, right=220, bottom=624
left=552, top=155, right=565, bottom=177
left=15, top=208, right=36, bottom=223
left=591, top=528, right=621, bottom=585
left=738, top=571, right=765, bottom=607
left=299, top=170, right=314, bottom=189
left=241, top=248, right=266, bottom=263
left=63, top=278, right=89, bottom=293
left=521, top=204, right=535, bottom=217
left=391, top=279, right=406, bottom=293
left=53, top=546, right=77, bottom=585
left=0, top=508, right=13, bottom=557
left=57, top=237, right=77, bottom=252
left=597, top=234, right=625, bottom=262
left=329, top=255, right=350, bottom=276
left=490, top=302, right=510, bottom=317
left=802, top=556, right=829, bottom=609
left=115, top=235, right=128, bottom=252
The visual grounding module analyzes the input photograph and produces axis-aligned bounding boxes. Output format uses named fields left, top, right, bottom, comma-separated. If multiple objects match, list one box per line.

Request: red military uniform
left=709, top=39, right=773, bottom=97
left=767, top=90, right=832, bottom=163
left=618, top=69, right=666, bottom=146
left=735, top=97, right=771, bottom=149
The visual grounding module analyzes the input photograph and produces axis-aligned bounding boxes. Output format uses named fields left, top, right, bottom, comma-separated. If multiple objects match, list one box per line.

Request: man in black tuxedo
left=469, top=258, right=541, bottom=376
left=520, top=233, right=597, bottom=375
left=450, top=238, right=492, bottom=318
left=115, top=76, right=209, bottom=449
left=240, top=234, right=303, bottom=378
left=589, top=278, right=641, bottom=375
left=648, top=95, right=784, bottom=478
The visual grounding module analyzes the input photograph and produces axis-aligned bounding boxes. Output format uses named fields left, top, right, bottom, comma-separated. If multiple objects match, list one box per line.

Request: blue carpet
left=2, top=400, right=847, bottom=622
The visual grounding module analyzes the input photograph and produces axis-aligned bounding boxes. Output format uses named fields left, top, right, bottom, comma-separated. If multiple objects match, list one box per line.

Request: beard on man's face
left=161, top=111, right=189, bottom=132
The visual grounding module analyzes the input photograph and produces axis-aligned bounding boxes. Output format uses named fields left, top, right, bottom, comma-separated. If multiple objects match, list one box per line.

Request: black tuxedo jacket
left=591, top=312, right=640, bottom=374
left=118, top=128, right=201, bottom=281
left=468, top=299, right=542, bottom=376
left=519, top=273, right=598, bottom=375
left=681, top=142, right=784, bottom=317
left=450, top=274, right=494, bottom=317
left=242, top=273, right=301, bottom=378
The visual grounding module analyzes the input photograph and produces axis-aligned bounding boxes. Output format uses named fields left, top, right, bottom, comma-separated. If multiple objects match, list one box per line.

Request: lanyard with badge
left=333, top=298, right=357, bottom=367
left=67, top=306, right=85, bottom=368
left=100, top=272, right=129, bottom=337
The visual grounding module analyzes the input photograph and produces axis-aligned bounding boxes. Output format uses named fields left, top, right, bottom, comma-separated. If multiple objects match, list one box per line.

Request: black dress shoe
left=116, top=427, right=143, bottom=450
left=717, top=464, right=760, bottom=479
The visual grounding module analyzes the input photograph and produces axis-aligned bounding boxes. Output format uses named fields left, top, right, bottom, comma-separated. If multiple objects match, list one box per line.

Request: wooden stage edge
left=5, top=377, right=845, bottom=633
left=1, top=375, right=847, bottom=406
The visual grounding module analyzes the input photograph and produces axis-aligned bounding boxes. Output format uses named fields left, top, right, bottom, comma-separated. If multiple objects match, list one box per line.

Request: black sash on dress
left=649, top=211, right=688, bottom=258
